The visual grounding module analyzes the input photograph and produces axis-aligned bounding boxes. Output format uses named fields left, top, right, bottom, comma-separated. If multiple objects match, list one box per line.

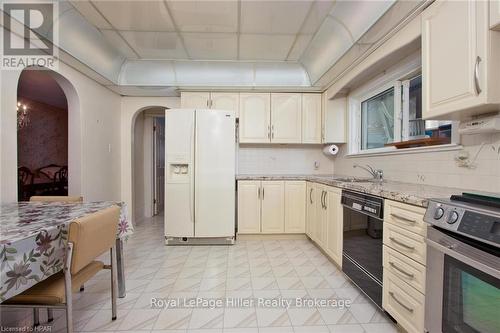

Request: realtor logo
left=1, top=1, right=58, bottom=70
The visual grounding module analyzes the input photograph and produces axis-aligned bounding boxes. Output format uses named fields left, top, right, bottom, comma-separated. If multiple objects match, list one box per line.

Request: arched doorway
left=16, top=67, right=81, bottom=201
left=132, top=106, right=166, bottom=225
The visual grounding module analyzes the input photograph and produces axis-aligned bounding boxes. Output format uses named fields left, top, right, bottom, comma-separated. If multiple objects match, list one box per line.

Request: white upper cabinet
left=271, top=93, right=302, bottom=143
left=301, top=94, right=322, bottom=144
left=211, top=93, right=240, bottom=117
left=491, top=0, right=500, bottom=30
left=422, top=0, right=500, bottom=120
left=181, top=92, right=210, bottom=108
left=322, top=93, right=346, bottom=143
left=239, top=93, right=271, bottom=143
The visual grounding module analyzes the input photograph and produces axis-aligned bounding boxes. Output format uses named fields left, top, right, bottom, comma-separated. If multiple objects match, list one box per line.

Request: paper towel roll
left=323, top=144, right=339, bottom=156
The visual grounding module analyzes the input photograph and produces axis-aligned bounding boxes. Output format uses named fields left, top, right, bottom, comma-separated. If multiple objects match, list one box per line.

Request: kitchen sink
left=334, top=177, right=381, bottom=183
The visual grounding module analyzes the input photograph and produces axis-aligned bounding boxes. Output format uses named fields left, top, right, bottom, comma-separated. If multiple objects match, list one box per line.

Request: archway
left=132, top=106, right=167, bottom=225
left=16, top=67, right=81, bottom=201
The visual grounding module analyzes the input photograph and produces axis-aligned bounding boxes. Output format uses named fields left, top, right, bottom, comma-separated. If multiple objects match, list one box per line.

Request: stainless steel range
left=424, top=193, right=500, bottom=333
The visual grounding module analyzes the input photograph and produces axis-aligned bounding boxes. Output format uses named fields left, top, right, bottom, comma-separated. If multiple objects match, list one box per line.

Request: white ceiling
left=69, top=0, right=334, bottom=62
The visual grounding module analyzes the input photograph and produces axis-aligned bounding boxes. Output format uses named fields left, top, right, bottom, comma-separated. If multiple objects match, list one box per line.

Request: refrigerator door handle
left=190, top=112, right=195, bottom=225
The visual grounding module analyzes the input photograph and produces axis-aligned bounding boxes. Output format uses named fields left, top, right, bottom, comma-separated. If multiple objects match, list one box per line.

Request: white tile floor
left=0, top=215, right=400, bottom=333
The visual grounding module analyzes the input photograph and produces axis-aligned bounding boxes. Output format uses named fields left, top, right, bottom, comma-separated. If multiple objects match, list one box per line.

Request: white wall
left=0, top=62, right=122, bottom=202
left=238, top=145, right=335, bottom=175
left=121, top=97, right=180, bottom=223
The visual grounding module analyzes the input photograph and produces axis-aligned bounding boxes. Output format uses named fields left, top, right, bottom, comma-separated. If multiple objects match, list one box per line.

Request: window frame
left=348, top=55, right=459, bottom=155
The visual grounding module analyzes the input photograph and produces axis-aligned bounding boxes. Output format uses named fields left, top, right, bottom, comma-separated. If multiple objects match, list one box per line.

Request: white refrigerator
left=164, top=109, right=236, bottom=244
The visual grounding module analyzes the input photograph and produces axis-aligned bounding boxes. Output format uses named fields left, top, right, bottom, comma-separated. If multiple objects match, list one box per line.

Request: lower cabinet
left=237, top=180, right=304, bottom=234
left=305, top=183, right=343, bottom=267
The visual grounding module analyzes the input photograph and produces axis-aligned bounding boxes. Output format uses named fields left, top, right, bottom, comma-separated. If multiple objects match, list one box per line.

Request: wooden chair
left=30, top=196, right=83, bottom=203
left=1, top=206, right=120, bottom=332
left=18, top=167, right=34, bottom=201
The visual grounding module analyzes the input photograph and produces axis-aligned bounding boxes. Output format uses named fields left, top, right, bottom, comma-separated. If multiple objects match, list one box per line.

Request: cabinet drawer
left=384, top=223, right=426, bottom=265
left=384, top=200, right=426, bottom=236
left=383, top=270, right=425, bottom=333
left=383, top=245, right=426, bottom=294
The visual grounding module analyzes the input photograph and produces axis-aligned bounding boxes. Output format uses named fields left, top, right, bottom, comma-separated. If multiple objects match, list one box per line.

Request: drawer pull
left=389, top=237, right=415, bottom=250
left=390, top=213, right=416, bottom=223
left=389, top=291, right=414, bottom=313
left=389, top=261, right=414, bottom=278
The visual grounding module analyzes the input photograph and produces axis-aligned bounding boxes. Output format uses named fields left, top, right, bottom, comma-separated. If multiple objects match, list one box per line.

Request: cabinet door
left=239, top=93, right=271, bottom=143
left=491, top=0, right=500, bottom=30
left=315, top=186, right=327, bottom=248
left=302, top=94, right=322, bottom=144
left=261, top=181, right=285, bottom=233
left=322, top=94, right=347, bottom=143
left=306, top=182, right=317, bottom=239
left=422, top=0, right=488, bottom=119
left=237, top=181, right=261, bottom=234
left=211, top=93, right=240, bottom=117
left=270, top=93, right=302, bottom=143
left=284, top=181, right=306, bottom=233
left=181, top=92, right=210, bottom=109
left=325, top=189, right=343, bottom=267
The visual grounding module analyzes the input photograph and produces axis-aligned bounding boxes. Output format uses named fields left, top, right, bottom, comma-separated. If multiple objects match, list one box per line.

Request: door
left=325, top=189, right=343, bottom=267
left=239, top=93, right=271, bottom=143
left=306, top=182, right=317, bottom=239
left=181, top=92, right=210, bottom=108
left=211, top=93, right=240, bottom=117
left=284, top=181, right=306, bottom=233
left=422, top=0, right=486, bottom=118
left=153, top=117, right=165, bottom=215
left=195, top=110, right=236, bottom=237
left=165, top=109, right=195, bottom=237
left=316, top=187, right=328, bottom=248
left=237, top=181, right=261, bottom=234
left=302, top=94, right=322, bottom=144
left=271, top=93, right=302, bottom=143
left=261, top=181, right=284, bottom=233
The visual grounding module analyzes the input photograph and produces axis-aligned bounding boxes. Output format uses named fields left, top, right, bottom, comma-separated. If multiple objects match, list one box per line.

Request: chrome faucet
left=353, top=164, right=384, bottom=182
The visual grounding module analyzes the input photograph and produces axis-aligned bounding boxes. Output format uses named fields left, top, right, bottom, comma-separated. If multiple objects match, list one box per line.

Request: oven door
left=425, top=227, right=500, bottom=333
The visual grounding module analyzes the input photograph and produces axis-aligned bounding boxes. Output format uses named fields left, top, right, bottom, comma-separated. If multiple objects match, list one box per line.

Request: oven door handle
left=426, top=237, right=500, bottom=278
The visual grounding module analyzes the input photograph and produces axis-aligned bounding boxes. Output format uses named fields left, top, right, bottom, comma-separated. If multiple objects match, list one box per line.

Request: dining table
left=0, top=201, right=134, bottom=302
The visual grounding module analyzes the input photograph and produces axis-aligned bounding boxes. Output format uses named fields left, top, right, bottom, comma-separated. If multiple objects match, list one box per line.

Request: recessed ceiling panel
left=239, top=34, right=295, bottom=61
left=92, top=0, right=174, bottom=31
left=69, top=1, right=111, bottom=29
left=183, top=33, right=237, bottom=60
left=121, top=31, right=187, bottom=59
left=241, top=0, right=312, bottom=34
left=287, top=34, right=313, bottom=61
left=168, top=1, right=238, bottom=33
left=101, top=30, right=139, bottom=59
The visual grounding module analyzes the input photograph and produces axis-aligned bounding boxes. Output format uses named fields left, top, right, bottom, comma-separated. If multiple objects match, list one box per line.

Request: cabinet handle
left=389, top=237, right=415, bottom=250
left=309, top=188, right=313, bottom=204
left=267, top=125, right=271, bottom=139
left=390, top=213, right=416, bottom=224
left=271, top=125, right=274, bottom=139
left=258, top=187, right=261, bottom=199
left=389, top=261, right=415, bottom=278
left=321, top=191, right=326, bottom=209
left=474, top=56, right=482, bottom=95
left=207, top=99, right=210, bottom=108
left=323, top=191, right=327, bottom=209
left=389, top=291, right=414, bottom=313
left=262, top=187, right=265, bottom=200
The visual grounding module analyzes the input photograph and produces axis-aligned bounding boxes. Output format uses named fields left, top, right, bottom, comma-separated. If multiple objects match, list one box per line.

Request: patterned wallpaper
left=17, top=98, right=68, bottom=172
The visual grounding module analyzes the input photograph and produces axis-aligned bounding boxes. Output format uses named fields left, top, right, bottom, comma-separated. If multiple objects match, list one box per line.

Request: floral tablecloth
left=0, top=201, right=133, bottom=302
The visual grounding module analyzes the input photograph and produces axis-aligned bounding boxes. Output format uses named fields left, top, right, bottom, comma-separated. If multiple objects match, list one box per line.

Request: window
left=349, top=58, right=458, bottom=155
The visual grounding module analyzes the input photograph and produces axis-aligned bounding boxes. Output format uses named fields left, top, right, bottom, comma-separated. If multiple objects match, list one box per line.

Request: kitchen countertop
left=236, top=174, right=477, bottom=208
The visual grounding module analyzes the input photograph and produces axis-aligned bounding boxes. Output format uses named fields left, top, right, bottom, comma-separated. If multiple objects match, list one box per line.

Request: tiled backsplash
left=334, top=132, right=500, bottom=193
left=238, top=145, right=335, bottom=175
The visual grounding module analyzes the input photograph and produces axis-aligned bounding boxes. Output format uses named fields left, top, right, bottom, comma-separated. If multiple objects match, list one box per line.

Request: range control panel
left=424, top=200, right=500, bottom=248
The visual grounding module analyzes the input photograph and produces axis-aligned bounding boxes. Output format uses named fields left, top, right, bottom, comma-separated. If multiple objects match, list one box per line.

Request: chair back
left=68, top=205, right=119, bottom=275
left=18, top=167, right=34, bottom=185
left=30, top=196, right=83, bottom=202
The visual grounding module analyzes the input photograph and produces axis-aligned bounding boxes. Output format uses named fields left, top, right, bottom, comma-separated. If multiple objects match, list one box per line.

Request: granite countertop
left=236, top=174, right=478, bottom=208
